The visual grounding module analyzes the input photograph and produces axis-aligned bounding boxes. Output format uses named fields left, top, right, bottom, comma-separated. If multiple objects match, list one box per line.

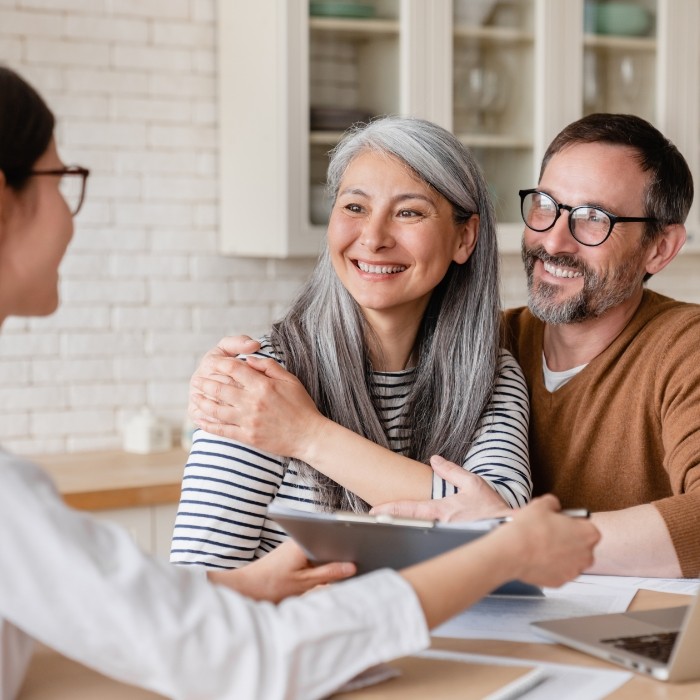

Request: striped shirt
left=170, top=345, right=531, bottom=569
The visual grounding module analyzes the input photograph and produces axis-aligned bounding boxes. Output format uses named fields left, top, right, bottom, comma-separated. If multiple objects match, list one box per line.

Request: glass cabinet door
left=308, top=0, right=401, bottom=226
left=452, top=0, right=535, bottom=228
left=582, top=0, right=656, bottom=121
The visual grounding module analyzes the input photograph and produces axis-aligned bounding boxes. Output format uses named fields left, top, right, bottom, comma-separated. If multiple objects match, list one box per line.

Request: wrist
left=482, top=525, right=531, bottom=583
left=295, top=413, right=334, bottom=465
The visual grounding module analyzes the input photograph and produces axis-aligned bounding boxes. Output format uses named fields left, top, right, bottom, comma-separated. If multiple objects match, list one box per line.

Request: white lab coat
left=0, top=451, right=429, bottom=700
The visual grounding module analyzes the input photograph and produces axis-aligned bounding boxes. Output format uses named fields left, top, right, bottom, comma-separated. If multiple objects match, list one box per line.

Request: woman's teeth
left=357, top=262, right=406, bottom=274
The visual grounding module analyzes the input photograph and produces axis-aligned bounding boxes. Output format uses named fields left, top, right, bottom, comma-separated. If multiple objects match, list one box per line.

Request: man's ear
left=453, top=215, right=479, bottom=265
left=645, top=224, right=687, bottom=276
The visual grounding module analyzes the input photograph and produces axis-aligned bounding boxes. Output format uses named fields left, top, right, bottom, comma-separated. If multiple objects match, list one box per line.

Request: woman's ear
left=644, top=224, right=687, bottom=276
left=453, top=214, right=479, bottom=265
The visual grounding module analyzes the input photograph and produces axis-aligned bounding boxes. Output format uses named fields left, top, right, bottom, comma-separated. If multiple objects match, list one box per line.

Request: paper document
left=433, top=581, right=636, bottom=643
left=576, top=574, right=700, bottom=595
left=416, top=649, right=631, bottom=700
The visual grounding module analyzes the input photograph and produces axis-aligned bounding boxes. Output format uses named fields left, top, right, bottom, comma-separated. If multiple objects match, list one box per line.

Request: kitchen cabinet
left=34, top=448, right=186, bottom=561
left=217, top=0, right=699, bottom=256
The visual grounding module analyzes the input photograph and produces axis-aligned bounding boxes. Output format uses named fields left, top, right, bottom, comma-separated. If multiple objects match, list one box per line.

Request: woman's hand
left=207, top=541, right=356, bottom=604
left=370, top=455, right=510, bottom=522
left=493, top=495, right=600, bottom=588
left=189, top=335, right=327, bottom=460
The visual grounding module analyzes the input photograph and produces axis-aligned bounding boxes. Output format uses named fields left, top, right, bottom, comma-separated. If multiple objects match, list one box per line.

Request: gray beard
left=521, top=241, right=646, bottom=325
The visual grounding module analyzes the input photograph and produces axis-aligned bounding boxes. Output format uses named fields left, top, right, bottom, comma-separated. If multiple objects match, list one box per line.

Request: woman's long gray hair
left=271, top=116, right=501, bottom=511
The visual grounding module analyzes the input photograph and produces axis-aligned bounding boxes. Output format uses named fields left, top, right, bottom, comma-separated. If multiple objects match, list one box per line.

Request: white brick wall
left=0, top=0, right=698, bottom=455
left=0, top=0, right=315, bottom=453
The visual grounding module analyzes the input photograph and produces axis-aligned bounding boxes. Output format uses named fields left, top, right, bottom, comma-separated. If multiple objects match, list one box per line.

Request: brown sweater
left=503, top=290, right=700, bottom=577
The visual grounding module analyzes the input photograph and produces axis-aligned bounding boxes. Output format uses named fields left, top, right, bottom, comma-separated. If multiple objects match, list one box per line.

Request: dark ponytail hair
left=0, top=66, right=55, bottom=189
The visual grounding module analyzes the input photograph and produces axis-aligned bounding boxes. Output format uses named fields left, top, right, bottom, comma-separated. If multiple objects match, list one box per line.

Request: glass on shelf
left=582, top=1, right=657, bottom=122
left=454, top=47, right=510, bottom=134
left=307, top=0, right=399, bottom=227
left=452, top=0, right=534, bottom=225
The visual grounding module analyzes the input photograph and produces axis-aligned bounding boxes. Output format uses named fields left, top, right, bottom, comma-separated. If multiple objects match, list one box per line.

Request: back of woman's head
left=0, top=66, right=55, bottom=188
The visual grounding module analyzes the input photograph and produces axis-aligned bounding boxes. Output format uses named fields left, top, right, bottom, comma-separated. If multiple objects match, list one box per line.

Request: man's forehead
left=539, top=142, right=648, bottom=205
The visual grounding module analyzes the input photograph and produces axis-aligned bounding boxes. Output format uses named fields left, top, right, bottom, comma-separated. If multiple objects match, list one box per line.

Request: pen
left=482, top=667, right=548, bottom=700
left=495, top=508, right=590, bottom=524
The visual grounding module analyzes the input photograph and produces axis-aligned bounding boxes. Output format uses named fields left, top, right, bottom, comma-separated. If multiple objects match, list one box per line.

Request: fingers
left=429, top=455, right=477, bottom=489
left=216, top=335, right=260, bottom=356
left=245, top=355, right=295, bottom=381
left=303, top=561, right=356, bottom=586
left=370, top=500, right=431, bottom=519
left=528, top=493, right=562, bottom=513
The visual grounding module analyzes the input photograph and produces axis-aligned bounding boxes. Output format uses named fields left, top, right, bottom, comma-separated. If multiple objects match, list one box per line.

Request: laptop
left=531, top=588, right=700, bottom=681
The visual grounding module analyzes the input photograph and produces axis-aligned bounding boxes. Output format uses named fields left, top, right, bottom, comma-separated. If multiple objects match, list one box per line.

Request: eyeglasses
left=29, top=165, right=90, bottom=216
left=519, top=189, right=658, bottom=247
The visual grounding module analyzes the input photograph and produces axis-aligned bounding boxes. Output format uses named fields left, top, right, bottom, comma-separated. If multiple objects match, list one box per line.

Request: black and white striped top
left=170, top=346, right=531, bottom=569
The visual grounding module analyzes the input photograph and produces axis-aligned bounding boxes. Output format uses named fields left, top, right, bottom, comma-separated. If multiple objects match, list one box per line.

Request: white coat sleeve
left=0, top=453, right=430, bottom=700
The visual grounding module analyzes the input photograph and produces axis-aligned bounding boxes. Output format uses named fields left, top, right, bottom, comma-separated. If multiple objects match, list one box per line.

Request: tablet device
left=268, top=504, right=543, bottom=597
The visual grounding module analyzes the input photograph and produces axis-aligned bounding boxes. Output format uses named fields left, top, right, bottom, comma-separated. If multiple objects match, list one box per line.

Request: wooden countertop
left=31, top=448, right=188, bottom=511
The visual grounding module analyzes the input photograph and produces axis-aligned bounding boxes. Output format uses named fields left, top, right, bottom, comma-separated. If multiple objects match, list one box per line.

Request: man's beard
left=521, top=241, right=647, bottom=324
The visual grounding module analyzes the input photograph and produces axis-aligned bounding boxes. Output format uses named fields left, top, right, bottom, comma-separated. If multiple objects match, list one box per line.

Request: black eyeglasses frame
left=28, top=165, right=90, bottom=216
left=518, top=188, right=659, bottom=247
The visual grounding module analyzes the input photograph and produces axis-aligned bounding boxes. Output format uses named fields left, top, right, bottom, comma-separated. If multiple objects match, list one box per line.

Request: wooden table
left=18, top=589, right=700, bottom=699
left=31, top=448, right=188, bottom=511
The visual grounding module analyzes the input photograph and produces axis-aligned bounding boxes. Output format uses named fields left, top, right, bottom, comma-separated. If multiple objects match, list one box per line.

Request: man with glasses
left=375, top=113, right=700, bottom=578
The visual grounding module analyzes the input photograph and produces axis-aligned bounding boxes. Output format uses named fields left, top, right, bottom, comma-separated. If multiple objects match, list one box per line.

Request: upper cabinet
left=217, top=0, right=699, bottom=257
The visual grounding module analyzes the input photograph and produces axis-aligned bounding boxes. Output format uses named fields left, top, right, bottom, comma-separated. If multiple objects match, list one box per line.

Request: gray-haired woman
left=172, top=116, right=532, bottom=570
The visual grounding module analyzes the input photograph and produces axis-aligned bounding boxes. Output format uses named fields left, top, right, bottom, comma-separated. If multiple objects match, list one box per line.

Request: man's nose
left=539, top=208, right=579, bottom=256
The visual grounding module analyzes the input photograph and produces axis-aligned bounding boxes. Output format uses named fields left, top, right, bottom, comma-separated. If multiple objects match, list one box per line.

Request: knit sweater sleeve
left=649, top=308, right=700, bottom=577
left=432, top=349, right=532, bottom=507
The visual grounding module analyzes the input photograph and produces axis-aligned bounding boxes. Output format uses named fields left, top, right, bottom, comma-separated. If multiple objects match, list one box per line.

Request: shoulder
left=494, top=348, right=528, bottom=395
left=635, top=291, right=700, bottom=349
left=500, top=306, right=543, bottom=361
left=249, top=335, right=286, bottom=366
left=641, top=290, right=700, bottom=325
left=0, top=451, right=59, bottom=508
left=496, top=347, right=525, bottom=379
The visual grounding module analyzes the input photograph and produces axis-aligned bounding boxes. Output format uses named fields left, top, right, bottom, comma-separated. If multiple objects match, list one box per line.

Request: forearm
left=300, top=416, right=433, bottom=505
left=3, top=458, right=429, bottom=700
left=400, top=532, right=516, bottom=628
left=170, top=432, right=283, bottom=567
left=588, top=504, right=682, bottom=577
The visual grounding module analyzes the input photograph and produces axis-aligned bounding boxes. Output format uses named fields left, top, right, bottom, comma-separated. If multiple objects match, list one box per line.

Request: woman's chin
left=23, top=293, right=60, bottom=317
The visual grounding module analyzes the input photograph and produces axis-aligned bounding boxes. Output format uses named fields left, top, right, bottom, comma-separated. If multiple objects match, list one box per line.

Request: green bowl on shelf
left=596, top=2, right=651, bottom=36
left=310, top=2, right=375, bottom=19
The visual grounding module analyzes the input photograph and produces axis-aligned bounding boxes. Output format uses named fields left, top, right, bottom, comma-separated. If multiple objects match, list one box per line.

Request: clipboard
left=268, top=504, right=543, bottom=597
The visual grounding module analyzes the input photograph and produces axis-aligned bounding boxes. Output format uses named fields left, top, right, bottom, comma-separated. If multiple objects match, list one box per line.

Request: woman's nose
left=359, top=216, right=394, bottom=252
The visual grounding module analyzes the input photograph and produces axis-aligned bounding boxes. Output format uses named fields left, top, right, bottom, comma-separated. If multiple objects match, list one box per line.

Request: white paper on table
left=433, top=581, right=636, bottom=643
left=576, top=574, right=700, bottom=595
left=416, top=649, right=632, bottom=700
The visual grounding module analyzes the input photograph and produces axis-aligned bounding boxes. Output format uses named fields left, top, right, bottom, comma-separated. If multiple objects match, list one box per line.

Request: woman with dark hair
left=0, top=66, right=598, bottom=700
left=172, top=116, right=531, bottom=571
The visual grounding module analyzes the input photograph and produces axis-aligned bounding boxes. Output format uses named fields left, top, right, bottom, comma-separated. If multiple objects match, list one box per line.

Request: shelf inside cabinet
left=453, top=25, right=533, bottom=45
left=584, top=33, right=656, bottom=51
left=309, top=16, right=399, bottom=39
